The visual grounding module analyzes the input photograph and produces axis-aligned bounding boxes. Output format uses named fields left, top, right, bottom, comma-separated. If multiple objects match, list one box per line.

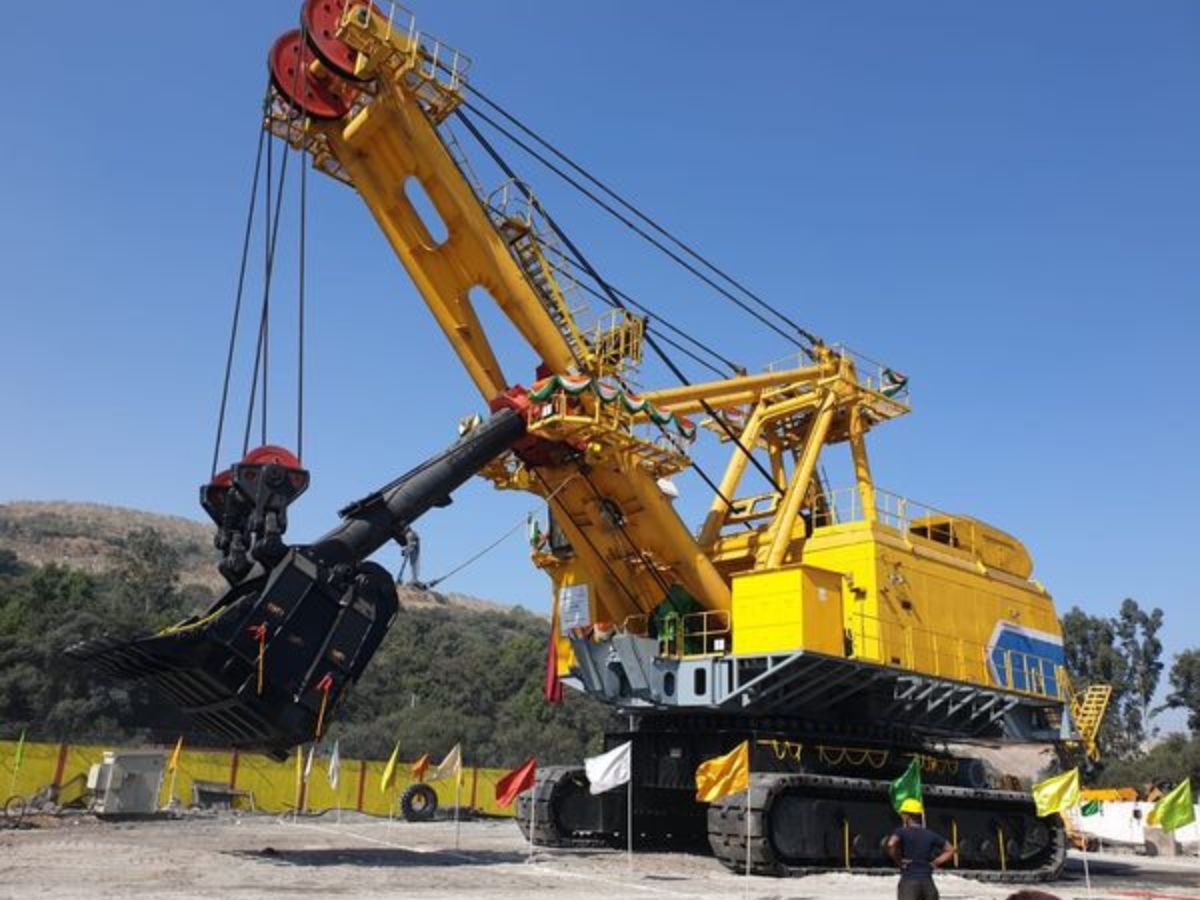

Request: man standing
left=397, top=526, right=423, bottom=588
left=887, top=798, right=956, bottom=900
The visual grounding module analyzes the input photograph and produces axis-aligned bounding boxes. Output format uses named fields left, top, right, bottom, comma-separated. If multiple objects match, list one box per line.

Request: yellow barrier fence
left=0, top=739, right=519, bottom=817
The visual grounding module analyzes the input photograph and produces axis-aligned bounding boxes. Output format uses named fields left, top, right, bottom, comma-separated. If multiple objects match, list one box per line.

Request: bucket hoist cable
left=464, top=84, right=821, bottom=351
left=211, top=121, right=268, bottom=477
left=241, top=128, right=292, bottom=455
left=457, top=110, right=785, bottom=499
left=215, top=92, right=310, bottom=473
left=459, top=97, right=816, bottom=359
left=241, top=19, right=313, bottom=459
left=297, top=119, right=308, bottom=461
left=262, top=123, right=272, bottom=445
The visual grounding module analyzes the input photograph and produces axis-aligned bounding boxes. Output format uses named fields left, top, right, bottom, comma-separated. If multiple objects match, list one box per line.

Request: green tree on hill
left=1162, top=649, right=1200, bottom=733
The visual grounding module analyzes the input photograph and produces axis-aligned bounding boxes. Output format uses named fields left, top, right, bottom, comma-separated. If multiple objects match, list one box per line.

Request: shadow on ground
left=231, top=847, right=526, bottom=868
left=1063, top=855, right=1200, bottom=890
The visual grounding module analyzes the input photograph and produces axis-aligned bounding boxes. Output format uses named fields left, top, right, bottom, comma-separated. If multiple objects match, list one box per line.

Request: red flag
left=544, top=619, right=564, bottom=705
left=411, top=753, right=432, bottom=782
left=495, top=756, right=537, bottom=807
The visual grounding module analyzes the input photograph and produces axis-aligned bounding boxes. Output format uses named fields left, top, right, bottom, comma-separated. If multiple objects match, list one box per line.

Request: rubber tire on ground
left=3, top=796, right=26, bottom=824
left=400, top=783, right=438, bottom=822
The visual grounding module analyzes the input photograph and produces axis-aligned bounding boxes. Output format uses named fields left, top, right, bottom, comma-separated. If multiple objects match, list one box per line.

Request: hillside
left=0, top=500, right=595, bottom=765
left=0, top=501, right=518, bottom=614
left=0, top=500, right=223, bottom=591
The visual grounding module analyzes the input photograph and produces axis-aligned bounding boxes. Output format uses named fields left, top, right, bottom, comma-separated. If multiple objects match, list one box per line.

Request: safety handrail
left=658, top=609, right=731, bottom=659
left=811, top=485, right=980, bottom=553
left=848, top=608, right=1063, bottom=700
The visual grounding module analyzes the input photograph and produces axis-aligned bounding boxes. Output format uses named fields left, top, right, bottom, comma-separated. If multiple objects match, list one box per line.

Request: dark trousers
left=898, top=877, right=939, bottom=900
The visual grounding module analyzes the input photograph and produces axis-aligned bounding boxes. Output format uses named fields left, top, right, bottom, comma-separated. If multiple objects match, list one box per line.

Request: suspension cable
left=297, top=123, right=308, bottom=462
left=465, top=83, right=821, bottom=349
left=457, top=110, right=783, bottom=497
left=211, top=121, right=267, bottom=477
left=536, top=242, right=743, bottom=376
left=485, top=197, right=740, bottom=377
left=262, top=127, right=272, bottom=445
left=460, top=98, right=813, bottom=357
left=242, top=129, right=291, bottom=455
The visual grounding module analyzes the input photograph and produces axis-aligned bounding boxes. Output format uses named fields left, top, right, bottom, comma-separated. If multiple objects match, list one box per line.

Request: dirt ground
left=1, top=813, right=1198, bottom=900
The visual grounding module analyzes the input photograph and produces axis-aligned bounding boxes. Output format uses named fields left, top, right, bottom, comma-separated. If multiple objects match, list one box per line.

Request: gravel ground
left=1, top=813, right=1198, bottom=900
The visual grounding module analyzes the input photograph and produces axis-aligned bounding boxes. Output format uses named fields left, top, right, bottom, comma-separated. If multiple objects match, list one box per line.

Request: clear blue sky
left=3, top=3, right=1197, bottom=721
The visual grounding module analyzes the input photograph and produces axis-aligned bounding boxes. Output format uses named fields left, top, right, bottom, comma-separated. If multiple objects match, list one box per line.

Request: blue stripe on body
left=988, top=627, right=1064, bottom=696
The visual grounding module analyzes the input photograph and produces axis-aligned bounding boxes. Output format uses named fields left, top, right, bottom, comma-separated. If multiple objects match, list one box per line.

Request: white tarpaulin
left=585, top=741, right=632, bottom=795
left=1068, top=801, right=1200, bottom=846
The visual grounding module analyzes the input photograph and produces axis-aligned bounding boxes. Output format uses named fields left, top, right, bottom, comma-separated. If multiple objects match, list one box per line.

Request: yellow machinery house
left=731, top=502, right=1066, bottom=701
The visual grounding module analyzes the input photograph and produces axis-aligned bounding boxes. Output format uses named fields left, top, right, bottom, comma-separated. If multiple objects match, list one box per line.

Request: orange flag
left=411, top=753, right=432, bottom=782
left=695, top=740, right=750, bottom=803
left=495, top=757, right=537, bottom=808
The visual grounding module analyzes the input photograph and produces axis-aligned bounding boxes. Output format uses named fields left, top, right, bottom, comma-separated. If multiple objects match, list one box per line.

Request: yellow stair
left=1069, top=683, right=1112, bottom=762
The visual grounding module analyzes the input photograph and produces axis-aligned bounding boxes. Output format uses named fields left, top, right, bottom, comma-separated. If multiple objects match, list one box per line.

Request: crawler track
left=707, top=772, right=1066, bottom=883
left=515, top=767, right=611, bottom=849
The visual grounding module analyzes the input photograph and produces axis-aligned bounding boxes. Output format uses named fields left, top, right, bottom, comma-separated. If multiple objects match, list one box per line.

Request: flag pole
left=8, top=731, right=25, bottom=799
left=528, top=788, right=537, bottom=861
left=628, top=715, right=635, bottom=874
left=627, top=767, right=634, bottom=873
left=166, top=766, right=178, bottom=811
left=293, top=747, right=301, bottom=825
left=454, top=777, right=462, bottom=850
left=1078, top=810, right=1093, bottom=900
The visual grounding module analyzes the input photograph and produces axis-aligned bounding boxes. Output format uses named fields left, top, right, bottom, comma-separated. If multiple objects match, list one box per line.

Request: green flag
left=889, top=757, right=923, bottom=812
left=1080, top=800, right=1101, bottom=817
left=1147, top=779, right=1195, bottom=833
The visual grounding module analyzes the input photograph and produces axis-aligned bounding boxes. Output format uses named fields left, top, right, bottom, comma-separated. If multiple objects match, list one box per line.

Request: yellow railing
left=848, top=609, right=1063, bottom=700
left=616, top=611, right=731, bottom=659
left=763, top=344, right=910, bottom=404
left=812, top=486, right=979, bottom=549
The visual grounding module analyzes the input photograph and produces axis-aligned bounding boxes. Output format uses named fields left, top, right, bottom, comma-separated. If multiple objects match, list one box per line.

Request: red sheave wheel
left=269, top=29, right=355, bottom=121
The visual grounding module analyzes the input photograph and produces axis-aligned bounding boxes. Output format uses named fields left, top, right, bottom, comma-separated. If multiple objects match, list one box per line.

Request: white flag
left=327, top=740, right=341, bottom=790
left=303, top=744, right=316, bottom=783
left=431, top=743, right=462, bottom=785
left=585, top=741, right=632, bottom=795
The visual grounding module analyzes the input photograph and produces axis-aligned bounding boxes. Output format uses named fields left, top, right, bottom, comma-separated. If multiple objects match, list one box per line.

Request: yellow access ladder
left=1069, top=682, right=1112, bottom=762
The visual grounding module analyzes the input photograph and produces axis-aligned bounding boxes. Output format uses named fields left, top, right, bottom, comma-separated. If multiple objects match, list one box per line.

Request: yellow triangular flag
left=695, top=740, right=750, bottom=803
left=167, top=736, right=184, bottom=774
left=381, top=741, right=401, bottom=794
left=1032, top=768, right=1081, bottom=818
left=431, top=743, right=462, bottom=786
